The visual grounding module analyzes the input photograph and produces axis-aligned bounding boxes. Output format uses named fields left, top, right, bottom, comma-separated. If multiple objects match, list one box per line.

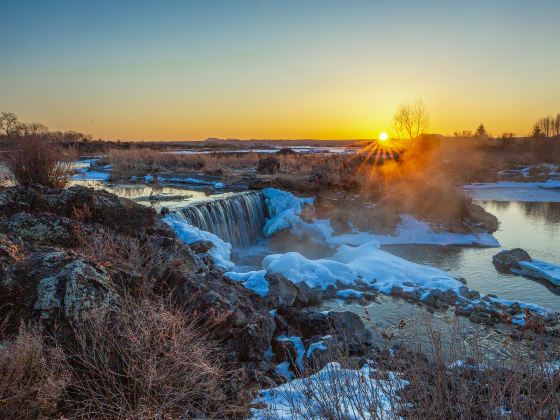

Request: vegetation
left=2, top=137, right=75, bottom=188
left=392, top=99, right=430, bottom=139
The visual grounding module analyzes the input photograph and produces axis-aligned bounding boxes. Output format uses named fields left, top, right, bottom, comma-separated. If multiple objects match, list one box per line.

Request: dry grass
left=103, top=148, right=262, bottom=179
left=64, top=297, right=246, bottom=419
left=0, top=325, right=69, bottom=419
left=2, top=137, right=76, bottom=188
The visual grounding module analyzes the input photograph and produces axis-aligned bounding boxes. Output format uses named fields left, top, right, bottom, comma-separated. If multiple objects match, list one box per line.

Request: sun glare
left=379, top=132, right=388, bottom=141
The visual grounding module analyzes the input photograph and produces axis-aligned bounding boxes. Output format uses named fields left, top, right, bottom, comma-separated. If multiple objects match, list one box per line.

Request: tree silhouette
left=392, top=100, right=430, bottom=139
left=474, top=123, right=489, bottom=138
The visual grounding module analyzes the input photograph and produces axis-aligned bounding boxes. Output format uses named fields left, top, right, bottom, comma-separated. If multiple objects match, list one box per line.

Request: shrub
left=3, top=137, right=75, bottom=188
left=64, top=297, right=247, bottom=418
left=0, top=326, right=69, bottom=419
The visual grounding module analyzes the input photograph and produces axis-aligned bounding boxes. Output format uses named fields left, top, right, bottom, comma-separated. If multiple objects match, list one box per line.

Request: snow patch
left=252, top=362, right=407, bottom=419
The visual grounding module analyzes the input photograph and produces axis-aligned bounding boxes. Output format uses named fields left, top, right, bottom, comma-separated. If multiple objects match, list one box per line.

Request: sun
left=379, top=132, right=389, bottom=141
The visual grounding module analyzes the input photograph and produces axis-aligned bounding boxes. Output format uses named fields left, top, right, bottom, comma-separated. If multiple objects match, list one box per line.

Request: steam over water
left=177, top=191, right=268, bottom=247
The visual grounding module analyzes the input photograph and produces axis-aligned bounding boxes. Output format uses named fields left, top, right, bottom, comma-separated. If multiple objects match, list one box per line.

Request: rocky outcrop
left=0, top=185, right=169, bottom=237
left=171, top=269, right=275, bottom=363
left=0, top=185, right=275, bottom=368
left=492, top=248, right=532, bottom=273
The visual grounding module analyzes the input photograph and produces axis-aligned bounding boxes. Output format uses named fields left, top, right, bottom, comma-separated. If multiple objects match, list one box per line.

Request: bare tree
left=392, top=100, right=430, bottom=139
left=22, top=122, right=49, bottom=136
left=0, top=112, right=23, bottom=138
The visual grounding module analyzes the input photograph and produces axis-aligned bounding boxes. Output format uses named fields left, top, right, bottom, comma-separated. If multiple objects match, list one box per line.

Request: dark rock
left=171, top=269, right=275, bottom=363
left=189, top=240, right=214, bottom=254
left=492, top=248, right=532, bottom=273
left=276, top=148, right=297, bottom=155
left=160, top=207, right=170, bottom=216
left=257, top=157, right=281, bottom=175
left=278, top=308, right=373, bottom=354
left=294, top=281, right=323, bottom=307
left=324, top=284, right=338, bottom=299
left=264, top=273, right=298, bottom=308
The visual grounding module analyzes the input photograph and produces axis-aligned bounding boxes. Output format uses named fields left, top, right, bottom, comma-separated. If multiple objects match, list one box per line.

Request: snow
left=275, top=362, right=295, bottom=381
left=518, top=260, right=560, bottom=287
left=163, top=214, right=234, bottom=270
left=263, top=241, right=464, bottom=295
left=225, top=270, right=269, bottom=297
left=306, top=339, right=329, bottom=359
left=332, top=215, right=499, bottom=247
left=252, top=362, right=407, bottom=419
left=336, top=289, right=363, bottom=299
left=262, top=188, right=315, bottom=237
left=276, top=336, right=305, bottom=370
left=464, top=180, right=560, bottom=202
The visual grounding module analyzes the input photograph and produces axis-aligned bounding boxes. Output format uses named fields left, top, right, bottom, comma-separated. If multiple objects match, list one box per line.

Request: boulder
left=264, top=273, right=298, bottom=308
left=294, top=282, right=323, bottom=307
left=0, top=249, right=119, bottom=336
left=170, top=269, right=275, bottom=363
left=492, top=248, right=532, bottom=273
left=257, top=157, right=281, bottom=175
left=278, top=308, right=373, bottom=354
left=276, top=148, right=297, bottom=156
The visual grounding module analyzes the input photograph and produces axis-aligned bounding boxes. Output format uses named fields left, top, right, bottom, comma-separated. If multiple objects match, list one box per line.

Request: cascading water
left=176, top=191, right=268, bottom=247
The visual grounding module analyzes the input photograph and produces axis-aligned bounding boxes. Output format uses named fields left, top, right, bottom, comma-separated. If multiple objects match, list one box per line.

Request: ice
left=163, top=214, right=234, bottom=270
left=251, top=362, right=407, bottom=419
left=144, top=175, right=225, bottom=189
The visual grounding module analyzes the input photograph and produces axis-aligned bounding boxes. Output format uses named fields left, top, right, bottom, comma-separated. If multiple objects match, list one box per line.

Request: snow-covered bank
left=252, top=362, right=407, bottom=419
left=464, top=180, right=560, bottom=202
left=262, top=188, right=499, bottom=248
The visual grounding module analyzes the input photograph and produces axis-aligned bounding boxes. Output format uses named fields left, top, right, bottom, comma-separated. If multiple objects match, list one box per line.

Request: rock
left=3, top=211, right=78, bottom=246
left=0, top=185, right=168, bottom=238
left=34, top=253, right=119, bottom=323
left=0, top=248, right=119, bottom=337
left=278, top=308, right=373, bottom=354
left=492, top=248, right=532, bottom=273
left=271, top=337, right=301, bottom=371
left=189, top=240, right=214, bottom=254
left=458, top=286, right=480, bottom=300
left=257, top=157, right=281, bottom=174
left=171, top=269, right=275, bottom=363
left=264, top=273, right=298, bottom=308
left=324, top=284, right=338, bottom=299
left=468, top=311, right=493, bottom=324
left=294, top=281, right=323, bottom=307
left=276, top=148, right=297, bottom=155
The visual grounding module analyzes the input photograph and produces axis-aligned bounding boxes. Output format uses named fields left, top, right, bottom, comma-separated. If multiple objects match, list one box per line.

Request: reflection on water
left=386, top=201, right=560, bottom=311
left=70, top=180, right=218, bottom=210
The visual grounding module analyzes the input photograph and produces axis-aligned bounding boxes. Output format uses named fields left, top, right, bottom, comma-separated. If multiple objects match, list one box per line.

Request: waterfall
left=176, top=191, right=268, bottom=247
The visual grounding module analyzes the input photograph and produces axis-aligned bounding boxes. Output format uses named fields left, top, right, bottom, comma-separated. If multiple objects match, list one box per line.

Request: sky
left=1, top=0, right=559, bottom=141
